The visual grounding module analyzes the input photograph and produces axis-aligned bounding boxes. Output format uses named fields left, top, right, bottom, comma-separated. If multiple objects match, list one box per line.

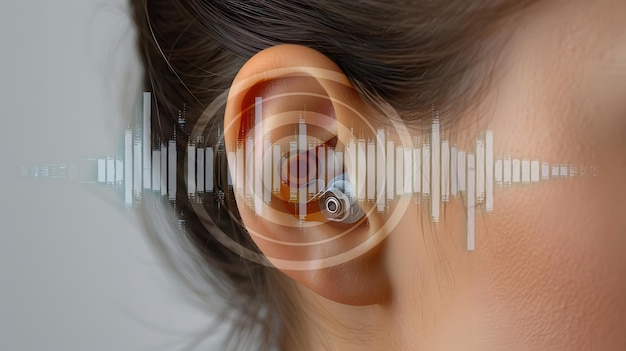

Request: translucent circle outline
left=189, top=67, right=415, bottom=270
left=222, top=92, right=388, bottom=246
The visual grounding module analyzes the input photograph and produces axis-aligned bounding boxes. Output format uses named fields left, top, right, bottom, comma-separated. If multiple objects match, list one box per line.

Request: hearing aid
left=319, top=175, right=365, bottom=224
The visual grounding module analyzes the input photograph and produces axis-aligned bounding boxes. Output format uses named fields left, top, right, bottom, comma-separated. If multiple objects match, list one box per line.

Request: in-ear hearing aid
left=279, top=145, right=365, bottom=224
left=319, top=175, right=365, bottom=224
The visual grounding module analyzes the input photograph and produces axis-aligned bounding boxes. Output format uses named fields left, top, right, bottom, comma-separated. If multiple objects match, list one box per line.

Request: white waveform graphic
left=22, top=93, right=600, bottom=252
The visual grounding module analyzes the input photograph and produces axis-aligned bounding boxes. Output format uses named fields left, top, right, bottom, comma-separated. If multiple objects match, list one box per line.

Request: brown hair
left=130, top=1, right=537, bottom=350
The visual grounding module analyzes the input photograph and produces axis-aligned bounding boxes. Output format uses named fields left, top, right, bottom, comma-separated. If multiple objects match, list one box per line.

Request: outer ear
left=223, top=45, right=391, bottom=305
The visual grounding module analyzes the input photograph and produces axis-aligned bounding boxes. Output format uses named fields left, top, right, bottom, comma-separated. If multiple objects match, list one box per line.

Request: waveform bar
left=531, top=160, right=540, bottom=182
left=289, top=140, right=297, bottom=202
left=298, top=178, right=307, bottom=220
left=336, top=151, right=344, bottom=179
left=431, top=119, right=440, bottom=223
left=495, top=157, right=503, bottom=186
left=255, top=97, right=264, bottom=216
left=272, top=145, right=281, bottom=193
left=106, top=156, right=114, bottom=184
left=485, top=130, right=494, bottom=212
left=160, top=144, right=167, bottom=196
left=476, top=139, right=485, bottom=203
left=422, top=142, right=430, bottom=197
left=413, top=145, right=421, bottom=194
left=205, top=147, right=214, bottom=192
left=97, top=159, right=105, bottom=183
left=387, top=139, right=395, bottom=200
left=227, top=151, right=235, bottom=187
left=396, top=145, right=404, bottom=196
left=318, top=145, right=327, bottom=195
left=457, top=150, right=466, bottom=192
left=521, top=159, right=530, bottom=183
left=512, top=159, right=521, bottom=183
left=327, top=148, right=336, bottom=191
left=116, top=159, right=123, bottom=183
left=143, top=92, right=151, bottom=189
left=222, top=147, right=231, bottom=187
left=376, top=129, right=386, bottom=211
left=404, top=147, right=413, bottom=195
left=367, top=141, right=376, bottom=200
left=308, top=144, right=316, bottom=196
left=442, top=140, right=450, bottom=202
left=552, top=164, right=559, bottom=178
left=451, top=146, right=457, bottom=197
left=133, top=137, right=142, bottom=198
left=346, top=137, right=357, bottom=196
left=263, top=138, right=272, bottom=204
left=152, top=149, right=160, bottom=192
left=357, top=139, right=367, bottom=200
left=187, top=144, right=196, bottom=195
left=168, top=139, right=176, bottom=201
left=503, top=155, right=512, bottom=185
left=124, top=129, right=132, bottom=205
left=542, top=162, right=550, bottom=180
left=246, top=136, right=255, bottom=199
left=197, top=147, right=205, bottom=192
left=467, top=153, right=475, bottom=251
left=236, top=145, right=244, bottom=195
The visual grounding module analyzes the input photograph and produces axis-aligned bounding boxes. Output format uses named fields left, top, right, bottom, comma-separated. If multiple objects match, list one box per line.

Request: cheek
left=474, top=152, right=626, bottom=349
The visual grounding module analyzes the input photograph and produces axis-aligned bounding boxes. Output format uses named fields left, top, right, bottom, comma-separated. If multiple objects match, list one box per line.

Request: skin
left=224, top=0, right=626, bottom=349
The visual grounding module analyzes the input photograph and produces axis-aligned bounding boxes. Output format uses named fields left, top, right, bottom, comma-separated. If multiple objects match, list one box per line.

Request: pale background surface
left=0, top=1, right=228, bottom=350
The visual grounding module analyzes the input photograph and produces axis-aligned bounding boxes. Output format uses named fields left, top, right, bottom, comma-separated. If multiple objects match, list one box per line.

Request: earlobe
left=222, top=45, right=392, bottom=305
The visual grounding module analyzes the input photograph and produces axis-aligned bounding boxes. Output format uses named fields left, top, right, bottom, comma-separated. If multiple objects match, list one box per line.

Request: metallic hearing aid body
left=319, top=176, right=365, bottom=224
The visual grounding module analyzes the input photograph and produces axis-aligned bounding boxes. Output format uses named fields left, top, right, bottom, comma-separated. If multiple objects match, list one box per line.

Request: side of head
left=131, top=0, right=626, bottom=350
left=129, top=1, right=526, bottom=348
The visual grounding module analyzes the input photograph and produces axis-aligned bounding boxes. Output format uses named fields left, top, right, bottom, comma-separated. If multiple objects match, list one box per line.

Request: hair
left=129, top=1, right=538, bottom=350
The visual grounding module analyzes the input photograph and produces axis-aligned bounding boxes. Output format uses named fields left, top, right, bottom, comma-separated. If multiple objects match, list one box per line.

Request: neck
left=279, top=252, right=475, bottom=350
left=280, top=283, right=474, bottom=351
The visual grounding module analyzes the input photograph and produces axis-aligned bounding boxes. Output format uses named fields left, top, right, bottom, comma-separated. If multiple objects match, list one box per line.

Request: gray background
left=0, top=1, right=227, bottom=349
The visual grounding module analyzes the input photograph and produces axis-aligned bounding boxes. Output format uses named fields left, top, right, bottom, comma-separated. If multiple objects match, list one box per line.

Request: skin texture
left=224, top=0, right=626, bottom=349
left=468, top=1, right=626, bottom=349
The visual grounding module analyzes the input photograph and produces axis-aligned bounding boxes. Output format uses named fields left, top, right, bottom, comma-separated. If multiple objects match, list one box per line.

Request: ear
left=223, top=45, right=391, bottom=305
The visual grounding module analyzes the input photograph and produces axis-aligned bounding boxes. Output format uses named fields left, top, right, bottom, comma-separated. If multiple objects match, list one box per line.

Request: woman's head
left=131, top=0, right=626, bottom=350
